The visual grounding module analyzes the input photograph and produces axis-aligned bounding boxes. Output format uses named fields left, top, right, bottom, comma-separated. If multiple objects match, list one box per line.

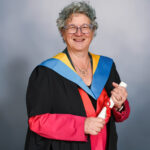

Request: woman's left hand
left=111, top=82, right=128, bottom=110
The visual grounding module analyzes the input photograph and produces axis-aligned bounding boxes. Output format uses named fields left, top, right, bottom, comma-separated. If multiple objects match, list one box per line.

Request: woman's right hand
left=84, top=117, right=105, bottom=135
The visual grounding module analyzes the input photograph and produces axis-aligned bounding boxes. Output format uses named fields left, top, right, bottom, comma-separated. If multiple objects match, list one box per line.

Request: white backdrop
left=0, top=0, right=150, bottom=149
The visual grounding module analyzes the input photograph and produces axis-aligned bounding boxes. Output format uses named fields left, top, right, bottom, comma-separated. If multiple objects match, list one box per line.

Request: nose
left=75, top=27, right=82, bottom=36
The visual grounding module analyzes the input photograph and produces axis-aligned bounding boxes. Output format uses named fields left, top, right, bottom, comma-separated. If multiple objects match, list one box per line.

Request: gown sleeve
left=112, top=100, right=130, bottom=122
left=26, top=66, right=53, bottom=117
left=26, top=66, right=87, bottom=141
left=105, top=62, right=130, bottom=122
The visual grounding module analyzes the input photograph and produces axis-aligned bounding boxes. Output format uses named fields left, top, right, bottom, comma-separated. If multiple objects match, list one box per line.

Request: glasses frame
left=63, top=24, right=94, bottom=34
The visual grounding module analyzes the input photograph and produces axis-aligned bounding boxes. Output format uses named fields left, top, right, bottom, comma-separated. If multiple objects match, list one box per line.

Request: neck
left=67, top=47, right=89, bottom=64
left=66, top=47, right=92, bottom=83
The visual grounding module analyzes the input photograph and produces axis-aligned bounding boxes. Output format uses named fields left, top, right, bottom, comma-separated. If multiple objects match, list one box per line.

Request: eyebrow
left=67, top=24, right=90, bottom=27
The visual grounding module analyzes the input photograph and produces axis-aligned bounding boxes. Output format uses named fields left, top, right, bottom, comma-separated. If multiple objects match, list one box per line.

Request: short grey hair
left=56, top=1, right=98, bottom=35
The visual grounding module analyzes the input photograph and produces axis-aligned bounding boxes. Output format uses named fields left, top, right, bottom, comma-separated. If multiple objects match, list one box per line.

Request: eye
left=66, top=25, right=76, bottom=29
left=65, top=25, right=77, bottom=33
left=81, top=25, right=91, bottom=31
left=68, top=26, right=76, bottom=29
left=81, top=24, right=90, bottom=28
left=82, top=26, right=89, bottom=29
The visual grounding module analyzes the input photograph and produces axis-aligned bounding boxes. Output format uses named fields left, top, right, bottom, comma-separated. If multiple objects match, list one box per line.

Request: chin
left=72, top=45, right=88, bottom=51
left=71, top=42, right=89, bottom=51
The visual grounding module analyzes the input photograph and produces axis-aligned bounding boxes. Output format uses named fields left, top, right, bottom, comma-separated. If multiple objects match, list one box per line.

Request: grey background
left=0, top=0, right=150, bottom=149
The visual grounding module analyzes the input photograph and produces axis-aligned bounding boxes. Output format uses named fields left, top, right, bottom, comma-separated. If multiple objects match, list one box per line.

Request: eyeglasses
left=64, top=24, right=93, bottom=34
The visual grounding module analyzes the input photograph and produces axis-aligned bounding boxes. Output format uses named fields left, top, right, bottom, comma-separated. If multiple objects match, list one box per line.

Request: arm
left=112, top=100, right=130, bottom=122
left=29, top=113, right=87, bottom=141
left=26, top=66, right=87, bottom=141
left=105, top=62, right=130, bottom=122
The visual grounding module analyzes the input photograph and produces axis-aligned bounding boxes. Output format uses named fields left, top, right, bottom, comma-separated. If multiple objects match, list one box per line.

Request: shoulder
left=29, top=65, right=57, bottom=85
left=30, top=52, right=64, bottom=77
left=90, top=52, right=114, bottom=64
left=100, top=55, right=113, bottom=62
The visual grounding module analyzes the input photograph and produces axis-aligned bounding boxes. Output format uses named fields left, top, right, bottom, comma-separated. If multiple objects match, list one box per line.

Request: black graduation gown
left=25, top=52, right=120, bottom=150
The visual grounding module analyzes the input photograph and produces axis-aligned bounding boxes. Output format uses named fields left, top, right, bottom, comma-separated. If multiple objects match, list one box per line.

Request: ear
left=92, top=30, right=96, bottom=38
left=90, top=30, right=95, bottom=39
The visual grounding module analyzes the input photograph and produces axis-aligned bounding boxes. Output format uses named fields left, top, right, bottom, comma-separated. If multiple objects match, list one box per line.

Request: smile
left=73, top=38, right=85, bottom=42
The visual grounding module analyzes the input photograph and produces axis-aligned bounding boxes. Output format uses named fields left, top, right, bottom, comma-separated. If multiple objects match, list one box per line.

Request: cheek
left=85, top=32, right=94, bottom=39
left=85, top=35, right=93, bottom=43
left=66, top=36, right=73, bottom=43
left=64, top=36, right=75, bottom=45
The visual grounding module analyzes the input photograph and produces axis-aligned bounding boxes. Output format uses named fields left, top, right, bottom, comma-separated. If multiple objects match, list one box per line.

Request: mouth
left=73, top=38, right=85, bottom=42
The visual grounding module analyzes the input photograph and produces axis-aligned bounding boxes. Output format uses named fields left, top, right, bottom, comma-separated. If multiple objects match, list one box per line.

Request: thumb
left=112, top=82, right=119, bottom=88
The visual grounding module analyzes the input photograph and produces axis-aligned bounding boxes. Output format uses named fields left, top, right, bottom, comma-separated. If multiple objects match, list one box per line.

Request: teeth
left=74, top=39, right=85, bottom=42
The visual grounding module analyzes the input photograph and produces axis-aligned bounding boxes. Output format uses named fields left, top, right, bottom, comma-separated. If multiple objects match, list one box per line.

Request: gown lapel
left=40, top=52, right=113, bottom=100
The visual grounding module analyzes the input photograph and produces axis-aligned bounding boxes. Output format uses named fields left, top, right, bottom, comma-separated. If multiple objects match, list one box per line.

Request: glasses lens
left=66, top=26, right=76, bottom=33
left=81, top=26, right=91, bottom=34
left=65, top=24, right=93, bottom=34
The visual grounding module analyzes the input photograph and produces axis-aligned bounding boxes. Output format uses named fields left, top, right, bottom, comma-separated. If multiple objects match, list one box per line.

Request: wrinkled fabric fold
left=29, top=113, right=87, bottom=141
left=78, top=88, right=111, bottom=150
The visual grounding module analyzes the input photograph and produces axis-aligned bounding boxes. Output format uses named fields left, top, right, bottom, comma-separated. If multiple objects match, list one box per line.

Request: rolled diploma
left=98, top=82, right=127, bottom=119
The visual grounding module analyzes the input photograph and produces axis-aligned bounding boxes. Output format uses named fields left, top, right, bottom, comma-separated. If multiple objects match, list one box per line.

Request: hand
left=84, top=117, right=105, bottom=135
left=111, top=82, right=128, bottom=109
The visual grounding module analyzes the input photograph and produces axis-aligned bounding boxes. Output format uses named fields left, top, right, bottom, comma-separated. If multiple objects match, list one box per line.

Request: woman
left=25, top=2, right=130, bottom=150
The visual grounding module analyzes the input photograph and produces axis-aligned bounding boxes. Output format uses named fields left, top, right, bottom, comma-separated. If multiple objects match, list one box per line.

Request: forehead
left=66, top=13, right=91, bottom=25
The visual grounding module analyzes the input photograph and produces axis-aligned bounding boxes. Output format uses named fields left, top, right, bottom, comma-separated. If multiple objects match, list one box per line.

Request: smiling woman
left=25, top=1, right=130, bottom=150
left=62, top=13, right=94, bottom=55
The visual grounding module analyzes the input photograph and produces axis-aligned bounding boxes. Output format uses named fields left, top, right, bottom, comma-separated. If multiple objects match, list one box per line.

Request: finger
left=91, top=130, right=99, bottom=135
left=94, top=126, right=101, bottom=132
left=112, top=89, right=128, bottom=102
left=121, top=89, right=128, bottom=99
left=111, top=87, right=127, bottom=99
left=96, top=118, right=105, bottom=125
left=112, top=82, right=119, bottom=88
left=118, top=86, right=128, bottom=97
left=111, top=91, right=122, bottom=101
left=111, top=95, right=122, bottom=108
left=111, top=89, right=118, bottom=95
left=111, top=89, right=120, bottom=96
left=91, top=123, right=104, bottom=132
left=113, top=86, right=126, bottom=94
left=112, top=83, right=127, bottom=95
left=95, top=121, right=105, bottom=128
